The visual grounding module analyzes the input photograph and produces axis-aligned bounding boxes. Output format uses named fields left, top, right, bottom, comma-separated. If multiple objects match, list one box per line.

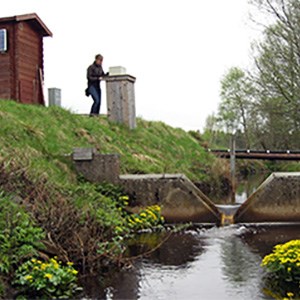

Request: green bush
left=0, top=193, right=45, bottom=275
left=14, top=257, right=81, bottom=299
left=0, top=278, right=4, bottom=297
left=261, top=240, right=300, bottom=299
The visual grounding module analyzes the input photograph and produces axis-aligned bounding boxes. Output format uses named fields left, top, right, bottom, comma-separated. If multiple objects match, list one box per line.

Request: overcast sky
left=2, top=0, right=258, bottom=131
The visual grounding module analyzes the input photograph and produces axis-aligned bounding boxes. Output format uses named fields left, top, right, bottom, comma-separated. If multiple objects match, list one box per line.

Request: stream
left=82, top=174, right=300, bottom=300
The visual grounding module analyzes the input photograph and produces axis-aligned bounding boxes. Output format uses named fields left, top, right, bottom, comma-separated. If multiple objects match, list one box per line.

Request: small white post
left=48, top=88, right=61, bottom=107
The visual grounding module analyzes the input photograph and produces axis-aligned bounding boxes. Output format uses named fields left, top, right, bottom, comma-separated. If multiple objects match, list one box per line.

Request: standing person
left=86, top=54, right=108, bottom=116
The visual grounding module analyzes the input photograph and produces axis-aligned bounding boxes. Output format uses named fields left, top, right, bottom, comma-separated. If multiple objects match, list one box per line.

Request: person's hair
left=95, top=54, right=103, bottom=61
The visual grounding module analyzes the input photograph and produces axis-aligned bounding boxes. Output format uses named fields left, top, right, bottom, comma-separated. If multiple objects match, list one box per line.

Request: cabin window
left=0, top=29, right=7, bottom=52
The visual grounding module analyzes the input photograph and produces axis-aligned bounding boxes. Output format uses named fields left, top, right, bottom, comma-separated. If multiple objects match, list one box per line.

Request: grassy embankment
left=0, top=100, right=215, bottom=182
left=0, top=100, right=223, bottom=297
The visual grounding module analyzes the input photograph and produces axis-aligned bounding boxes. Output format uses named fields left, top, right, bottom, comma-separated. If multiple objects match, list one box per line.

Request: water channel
left=82, top=174, right=300, bottom=300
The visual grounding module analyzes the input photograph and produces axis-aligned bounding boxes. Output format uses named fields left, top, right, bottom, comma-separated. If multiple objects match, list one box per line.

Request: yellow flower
left=287, top=292, right=294, bottom=298
left=140, top=213, right=147, bottom=218
left=50, top=258, right=58, bottom=264
left=44, top=273, right=53, bottom=280
left=31, top=258, right=37, bottom=263
left=146, top=210, right=157, bottom=220
left=37, top=260, right=42, bottom=264
left=72, top=269, right=78, bottom=275
left=25, top=275, right=33, bottom=281
left=67, top=262, right=74, bottom=266
left=53, top=263, right=59, bottom=269
left=40, top=263, right=47, bottom=270
left=33, top=266, right=39, bottom=271
left=153, top=205, right=161, bottom=212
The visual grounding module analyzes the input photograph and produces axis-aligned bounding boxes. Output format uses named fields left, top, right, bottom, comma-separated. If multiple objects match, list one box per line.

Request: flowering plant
left=97, top=199, right=165, bottom=259
left=126, top=205, right=164, bottom=231
left=261, top=240, right=300, bottom=299
left=14, top=257, right=81, bottom=299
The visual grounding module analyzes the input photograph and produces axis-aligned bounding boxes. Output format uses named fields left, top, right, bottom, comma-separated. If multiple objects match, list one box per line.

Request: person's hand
left=99, top=77, right=103, bottom=80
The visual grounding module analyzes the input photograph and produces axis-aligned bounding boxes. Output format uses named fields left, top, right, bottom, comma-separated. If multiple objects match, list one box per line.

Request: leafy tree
left=250, top=0, right=300, bottom=149
left=217, top=67, right=255, bottom=148
left=211, top=0, right=300, bottom=150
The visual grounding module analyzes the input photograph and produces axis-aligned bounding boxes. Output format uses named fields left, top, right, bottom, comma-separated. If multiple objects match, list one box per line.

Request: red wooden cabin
left=0, top=13, right=52, bottom=105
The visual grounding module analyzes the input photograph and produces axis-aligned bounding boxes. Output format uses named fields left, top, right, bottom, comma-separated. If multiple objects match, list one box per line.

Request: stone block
left=73, top=147, right=94, bottom=161
left=109, top=66, right=127, bottom=76
left=73, top=149, right=120, bottom=184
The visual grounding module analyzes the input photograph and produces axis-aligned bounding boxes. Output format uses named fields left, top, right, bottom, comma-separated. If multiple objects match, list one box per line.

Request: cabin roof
left=0, top=13, right=52, bottom=37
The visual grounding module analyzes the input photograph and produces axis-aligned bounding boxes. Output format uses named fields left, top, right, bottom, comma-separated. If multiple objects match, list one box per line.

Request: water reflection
left=82, top=225, right=300, bottom=300
left=140, top=231, right=206, bottom=267
left=220, top=233, right=264, bottom=299
left=240, top=224, right=300, bottom=257
left=210, top=173, right=268, bottom=204
left=235, top=174, right=268, bottom=204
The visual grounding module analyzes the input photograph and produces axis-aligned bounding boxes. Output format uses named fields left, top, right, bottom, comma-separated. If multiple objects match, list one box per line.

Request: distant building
left=0, top=13, right=52, bottom=105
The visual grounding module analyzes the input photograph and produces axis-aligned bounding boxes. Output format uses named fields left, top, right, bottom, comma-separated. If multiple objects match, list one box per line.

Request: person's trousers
left=88, top=85, right=102, bottom=115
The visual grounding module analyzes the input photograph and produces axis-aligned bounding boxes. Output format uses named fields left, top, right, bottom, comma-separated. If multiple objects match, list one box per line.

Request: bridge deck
left=209, top=149, right=300, bottom=161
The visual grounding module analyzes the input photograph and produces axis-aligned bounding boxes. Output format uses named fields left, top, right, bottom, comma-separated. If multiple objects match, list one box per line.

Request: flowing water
left=83, top=225, right=300, bottom=300
left=82, top=174, right=300, bottom=299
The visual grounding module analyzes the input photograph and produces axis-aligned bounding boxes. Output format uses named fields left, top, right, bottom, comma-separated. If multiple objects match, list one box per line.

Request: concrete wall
left=120, top=174, right=221, bottom=224
left=234, top=172, right=300, bottom=223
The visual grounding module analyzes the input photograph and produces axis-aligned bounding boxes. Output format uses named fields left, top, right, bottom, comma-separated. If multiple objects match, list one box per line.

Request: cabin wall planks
left=0, top=13, right=52, bottom=105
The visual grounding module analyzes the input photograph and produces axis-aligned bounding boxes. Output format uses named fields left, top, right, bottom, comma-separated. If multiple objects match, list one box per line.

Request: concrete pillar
left=105, top=67, right=136, bottom=129
left=48, top=88, right=61, bottom=107
left=72, top=148, right=120, bottom=184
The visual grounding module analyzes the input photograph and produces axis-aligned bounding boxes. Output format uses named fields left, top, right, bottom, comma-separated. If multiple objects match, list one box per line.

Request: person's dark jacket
left=87, top=62, right=106, bottom=89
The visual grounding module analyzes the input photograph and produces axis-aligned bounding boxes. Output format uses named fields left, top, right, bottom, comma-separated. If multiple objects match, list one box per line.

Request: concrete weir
left=72, top=149, right=300, bottom=224
left=72, top=148, right=221, bottom=224
left=120, top=174, right=221, bottom=224
left=234, top=172, right=300, bottom=223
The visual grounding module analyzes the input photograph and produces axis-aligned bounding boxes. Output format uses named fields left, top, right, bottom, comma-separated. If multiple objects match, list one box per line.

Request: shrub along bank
left=0, top=100, right=222, bottom=298
left=262, top=240, right=300, bottom=299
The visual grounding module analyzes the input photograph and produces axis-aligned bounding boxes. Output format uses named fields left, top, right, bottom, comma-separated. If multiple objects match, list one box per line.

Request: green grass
left=0, top=100, right=214, bottom=184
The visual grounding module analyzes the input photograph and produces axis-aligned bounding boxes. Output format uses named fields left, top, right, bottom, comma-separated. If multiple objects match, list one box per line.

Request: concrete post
left=230, top=135, right=236, bottom=202
left=48, top=88, right=61, bottom=107
left=105, top=70, right=136, bottom=129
